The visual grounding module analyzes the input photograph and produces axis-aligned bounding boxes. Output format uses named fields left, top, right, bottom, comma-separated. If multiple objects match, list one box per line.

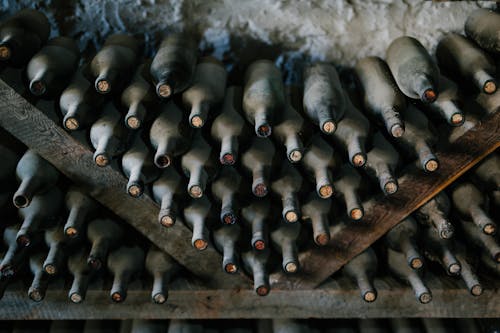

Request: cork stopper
left=160, top=215, right=175, bottom=228
left=384, top=181, right=398, bottom=195
left=318, top=184, right=333, bottom=198
left=253, top=240, right=266, bottom=251
left=256, top=285, right=269, bottom=296
left=422, top=89, right=437, bottom=103
left=449, top=263, right=461, bottom=275
left=363, top=291, right=377, bottom=303
left=350, top=208, right=363, bottom=221
left=352, top=153, right=366, bottom=167
left=111, top=292, right=124, bottom=303
left=484, top=80, right=497, bottom=94
left=257, top=124, right=271, bottom=137
left=0, top=45, right=11, bottom=60
left=289, top=150, right=303, bottom=163
left=284, top=211, right=299, bottom=223
left=419, top=292, right=432, bottom=304
left=189, top=185, right=203, bottom=198
left=70, top=293, right=83, bottom=304
left=96, top=79, right=111, bottom=94
left=95, top=154, right=109, bottom=167
left=29, top=289, right=43, bottom=302
left=390, top=124, right=404, bottom=138
left=471, top=285, right=483, bottom=297
left=65, top=227, right=78, bottom=238
left=424, top=159, right=439, bottom=172
left=128, top=184, right=143, bottom=198
left=284, top=262, right=298, bottom=273
left=253, top=183, right=268, bottom=197
left=194, top=239, right=208, bottom=251
left=322, top=121, right=336, bottom=134
left=451, top=113, right=464, bottom=126
left=64, top=117, right=80, bottom=131
left=126, top=116, right=141, bottom=130
left=315, top=233, right=330, bottom=246
left=153, top=293, right=166, bottom=304
left=410, top=258, right=423, bottom=270
left=190, top=116, right=204, bottom=128
left=157, top=83, right=172, bottom=98
left=44, top=264, right=57, bottom=275
left=221, top=153, right=235, bottom=165
left=222, top=213, right=237, bottom=225
left=225, top=263, right=238, bottom=274
left=483, top=224, right=496, bottom=235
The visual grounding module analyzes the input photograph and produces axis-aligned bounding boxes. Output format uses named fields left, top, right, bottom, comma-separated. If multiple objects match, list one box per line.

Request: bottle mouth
left=16, top=235, right=30, bottom=247
left=288, top=149, right=303, bottom=163
left=284, top=261, right=298, bottom=273
left=390, top=124, right=405, bottom=138
left=253, top=240, right=266, bottom=251
left=153, top=293, right=167, bottom=304
left=94, top=154, right=110, bottom=167
left=352, top=153, right=366, bottom=167
left=470, top=285, right=483, bottom=297
left=315, top=233, right=330, bottom=246
left=253, top=183, right=268, bottom=197
left=160, top=214, right=175, bottom=227
left=155, top=154, right=171, bottom=168
left=363, top=291, right=377, bottom=303
left=220, top=153, right=236, bottom=165
left=224, top=263, right=238, bottom=274
left=127, top=183, right=144, bottom=198
left=65, top=227, right=78, bottom=238
left=318, top=184, right=333, bottom=198
left=126, top=116, right=141, bottom=130
left=256, top=124, right=271, bottom=137
left=29, top=289, right=44, bottom=302
left=383, top=181, right=398, bottom=195
left=29, top=80, right=47, bottom=96
left=256, top=285, right=269, bottom=296
left=13, top=194, right=30, bottom=208
left=188, top=185, right=203, bottom=198
left=448, top=263, right=461, bottom=275
left=222, top=212, right=237, bottom=225
left=95, top=79, right=111, bottom=94
left=44, top=264, right=57, bottom=275
left=0, top=45, right=11, bottom=60
left=421, top=88, right=437, bottom=103
left=482, top=223, right=496, bottom=235
left=64, top=117, right=80, bottom=131
left=450, top=113, right=465, bottom=126
left=349, top=208, right=364, bottom=221
left=483, top=80, right=497, bottom=94
left=70, top=292, right=83, bottom=304
left=419, top=292, right=432, bottom=304
left=87, top=257, right=102, bottom=270
left=321, top=120, right=336, bottom=134
left=190, top=115, right=204, bottom=128
left=156, top=82, right=172, bottom=98
left=284, top=210, right=299, bottom=223
left=111, top=292, right=125, bottom=303
left=193, top=239, right=208, bottom=251
left=439, top=228, right=453, bottom=240
left=424, top=159, right=439, bottom=172
left=410, top=257, right=423, bottom=269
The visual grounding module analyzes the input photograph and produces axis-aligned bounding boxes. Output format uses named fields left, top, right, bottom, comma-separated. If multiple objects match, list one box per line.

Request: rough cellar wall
left=0, top=0, right=496, bottom=67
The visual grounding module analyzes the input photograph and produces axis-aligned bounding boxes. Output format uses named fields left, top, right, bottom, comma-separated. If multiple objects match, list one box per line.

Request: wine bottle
left=385, top=217, right=424, bottom=269
left=333, top=164, right=364, bottom=221
left=63, top=187, right=98, bottom=238
left=107, top=245, right=145, bottom=302
left=26, top=37, right=80, bottom=96
left=59, top=68, right=104, bottom=131
left=242, top=249, right=270, bottom=296
left=0, top=9, right=50, bottom=67
left=211, top=86, right=246, bottom=165
left=28, top=252, right=48, bottom=302
left=436, top=33, right=497, bottom=95
left=242, top=200, right=270, bottom=251
left=86, top=218, right=124, bottom=270
left=451, top=182, right=496, bottom=235
left=343, top=248, right=377, bottom=302
left=121, top=61, right=157, bottom=129
left=421, top=228, right=461, bottom=275
left=330, top=91, right=370, bottom=167
left=273, top=94, right=305, bottom=163
left=355, top=56, right=406, bottom=137
left=414, top=192, right=454, bottom=239
left=150, top=34, right=197, bottom=98
left=364, top=132, right=399, bottom=195
left=480, top=250, right=500, bottom=277
left=181, top=132, right=215, bottom=198
left=395, top=104, right=439, bottom=172
left=182, top=56, right=227, bottom=128
left=90, top=34, right=140, bottom=94
left=145, top=246, right=179, bottom=304
left=152, top=167, right=183, bottom=227
left=458, top=218, right=500, bottom=263
left=122, top=137, right=160, bottom=197
left=270, top=220, right=301, bottom=273
left=454, top=243, right=483, bottom=296
left=242, top=60, right=285, bottom=137
left=90, top=102, right=130, bottom=167
left=424, top=76, right=465, bottom=126
left=303, top=63, right=346, bottom=134
left=273, top=319, right=308, bottom=333
left=0, top=225, right=20, bottom=276
left=183, top=197, right=212, bottom=251
left=13, top=149, right=59, bottom=208
left=386, top=36, right=439, bottom=103
left=68, top=248, right=93, bottom=303
left=302, top=134, right=335, bottom=198
left=150, top=101, right=190, bottom=168
left=465, top=9, right=500, bottom=54
left=301, top=192, right=332, bottom=246
left=43, top=225, right=66, bottom=275
left=241, top=137, right=276, bottom=197
left=16, top=187, right=63, bottom=247
left=271, top=163, right=303, bottom=223
left=390, top=319, right=420, bottom=333
left=387, top=248, right=432, bottom=304
left=473, top=153, right=500, bottom=192
left=168, top=320, right=204, bottom=333
left=211, top=166, right=242, bottom=225
left=213, top=224, right=241, bottom=274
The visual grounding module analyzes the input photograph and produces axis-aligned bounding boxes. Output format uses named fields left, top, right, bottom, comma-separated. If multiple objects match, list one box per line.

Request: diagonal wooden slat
left=271, top=110, right=500, bottom=290
left=0, top=78, right=251, bottom=289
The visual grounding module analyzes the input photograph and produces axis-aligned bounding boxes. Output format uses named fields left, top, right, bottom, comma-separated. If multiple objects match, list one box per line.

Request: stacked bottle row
left=0, top=318, right=498, bottom=333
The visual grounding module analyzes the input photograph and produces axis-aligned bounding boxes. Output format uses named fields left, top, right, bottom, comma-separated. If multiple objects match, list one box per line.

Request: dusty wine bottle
left=386, top=36, right=439, bottom=103
left=182, top=56, right=227, bottom=128
left=436, top=33, right=497, bottom=95
left=122, top=137, right=160, bottom=198
left=86, top=218, right=124, bottom=270
left=271, top=163, right=303, bottom=223
left=458, top=218, right=500, bottom=263
left=242, top=137, right=276, bottom=197
left=43, top=225, right=66, bottom=275
left=330, top=91, right=370, bottom=167
left=145, top=246, right=179, bottom=304
left=152, top=167, right=183, bottom=227
left=121, top=61, right=157, bottom=129
left=26, top=37, right=80, bottom=96
left=414, top=192, right=454, bottom=239
left=242, top=200, right=270, bottom=251
left=301, top=192, right=332, bottom=246
left=28, top=252, right=48, bottom=302
left=302, top=134, right=335, bottom=198
left=473, top=153, right=500, bottom=192
left=184, top=197, right=212, bottom=251
left=242, top=60, right=285, bottom=137
left=150, top=34, right=197, bottom=98
left=90, top=34, right=140, bottom=94
left=270, top=220, right=301, bottom=273
left=465, top=9, right=500, bottom=54
left=63, top=187, right=98, bottom=238
left=0, top=9, right=50, bottom=67
left=107, top=245, right=145, bottom=303
left=364, top=132, right=399, bottom=195
left=67, top=248, right=93, bottom=303
left=387, top=248, right=432, bottom=304
left=424, top=76, right=465, bottom=126
left=451, top=182, right=496, bottom=235
left=150, top=101, right=190, bottom=168
left=242, top=249, right=270, bottom=296
left=421, top=227, right=461, bottom=275
left=355, top=56, right=406, bottom=137
left=303, top=63, right=346, bottom=134
left=0, top=225, right=20, bottom=276
left=16, top=187, right=63, bottom=247
left=211, top=167, right=242, bottom=225
left=181, top=132, right=215, bottom=198
left=385, top=217, right=424, bottom=269
left=90, top=102, right=130, bottom=167
left=333, top=164, right=364, bottom=221
left=343, top=248, right=378, bottom=302
left=454, top=243, right=483, bottom=296
left=211, top=86, right=246, bottom=165
left=273, top=94, right=305, bottom=163
left=213, top=224, right=241, bottom=274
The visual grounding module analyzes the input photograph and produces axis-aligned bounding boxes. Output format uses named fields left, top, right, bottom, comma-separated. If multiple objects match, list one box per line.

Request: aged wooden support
left=271, top=110, right=500, bottom=290
left=0, top=277, right=498, bottom=319
left=0, top=78, right=250, bottom=289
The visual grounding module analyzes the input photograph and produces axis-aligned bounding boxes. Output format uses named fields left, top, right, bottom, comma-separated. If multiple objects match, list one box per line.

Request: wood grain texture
left=271, top=110, right=500, bottom=290
left=0, top=78, right=250, bottom=290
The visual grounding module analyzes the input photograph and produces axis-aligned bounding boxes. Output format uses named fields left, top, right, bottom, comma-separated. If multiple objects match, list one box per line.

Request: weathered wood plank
left=271, top=110, right=500, bottom=290
left=0, top=78, right=250, bottom=289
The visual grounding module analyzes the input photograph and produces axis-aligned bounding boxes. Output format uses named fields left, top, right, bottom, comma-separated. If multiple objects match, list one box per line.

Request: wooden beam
left=271, top=110, right=500, bottom=290
left=0, top=78, right=250, bottom=290
left=0, top=277, right=498, bottom=319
